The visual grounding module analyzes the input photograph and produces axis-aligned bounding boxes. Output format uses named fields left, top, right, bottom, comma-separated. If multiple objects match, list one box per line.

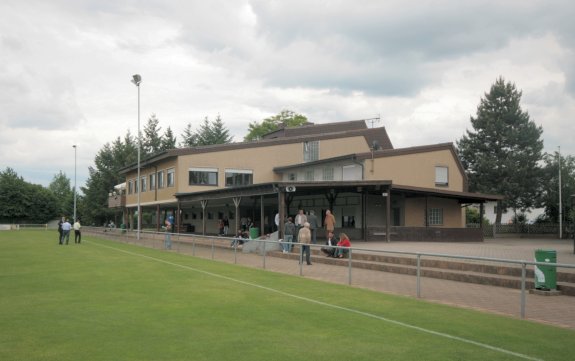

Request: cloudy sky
left=1, top=0, right=574, bottom=190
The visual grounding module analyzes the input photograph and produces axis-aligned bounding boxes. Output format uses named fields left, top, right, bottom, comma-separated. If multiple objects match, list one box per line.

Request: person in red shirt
left=335, top=233, right=351, bottom=258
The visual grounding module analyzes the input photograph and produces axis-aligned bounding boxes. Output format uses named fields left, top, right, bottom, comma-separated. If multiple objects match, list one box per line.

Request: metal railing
left=83, top=227, right=575, bottom=326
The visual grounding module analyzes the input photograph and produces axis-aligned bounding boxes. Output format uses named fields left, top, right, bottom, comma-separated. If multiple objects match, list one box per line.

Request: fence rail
left=82, top=226, right=575, bottom=328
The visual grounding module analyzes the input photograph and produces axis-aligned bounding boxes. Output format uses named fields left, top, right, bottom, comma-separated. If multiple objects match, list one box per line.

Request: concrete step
left=272, top=249, right=575, bottom=296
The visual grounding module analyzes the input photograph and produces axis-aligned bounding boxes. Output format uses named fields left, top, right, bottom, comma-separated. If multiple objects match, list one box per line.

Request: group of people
left=57, top=217, right=81, bottom=245
left=280, top=209, right=350, bottom=265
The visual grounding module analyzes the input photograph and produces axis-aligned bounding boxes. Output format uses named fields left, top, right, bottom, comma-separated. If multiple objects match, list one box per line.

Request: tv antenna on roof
left=365, top=115, right=381, bottom=128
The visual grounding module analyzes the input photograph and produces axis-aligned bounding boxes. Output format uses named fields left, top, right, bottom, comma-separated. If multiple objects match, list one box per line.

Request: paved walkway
left=89, top=231, right=575, bottom=330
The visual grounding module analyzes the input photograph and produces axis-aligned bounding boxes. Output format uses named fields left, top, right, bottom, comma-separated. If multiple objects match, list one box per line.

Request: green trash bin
left=534, top=249, right=557, bottom=290
left=249, top=227, right=259, bottom=239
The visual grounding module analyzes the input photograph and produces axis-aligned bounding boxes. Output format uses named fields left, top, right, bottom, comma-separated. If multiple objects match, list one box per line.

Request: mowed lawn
left=0, top=231, right=572, bottom=361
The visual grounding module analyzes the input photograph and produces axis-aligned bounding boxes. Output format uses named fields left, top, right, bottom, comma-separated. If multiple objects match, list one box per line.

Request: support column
left=260, top=195, right=264, bottom=237
left=156, top=204, right=160, bottom=232
left=278, top=189, right=285, bottom=239
left=177, top=202, right=181, bottom=233
left=233, top=197, right=241, bottom=235
left=385, top=186, right=391, bottom=243
left=201, top=200, right=208, bottom=235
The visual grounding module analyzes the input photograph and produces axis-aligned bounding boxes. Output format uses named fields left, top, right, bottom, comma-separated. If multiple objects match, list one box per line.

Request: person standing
left=223, top=216, right=230, bottom=235
left=57, top=217, right=64, bottom=244
left=324, top=210, right=336, bottom=235
left=307, top=210, right=319, bottom=244
left=298, top=222, right=312, bottom=265
left=73, top=219, right=82, bottom=244
left=283, top=217, right=296, bottom=253
left=61, top=218, right=72, bottom=245
left=163, top=219, right=172, bottom=250
left=294, top=209, right=307, bottom=243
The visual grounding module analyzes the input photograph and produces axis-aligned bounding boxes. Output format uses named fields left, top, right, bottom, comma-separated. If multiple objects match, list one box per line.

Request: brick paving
left=88, top=230, right=575, bottom=329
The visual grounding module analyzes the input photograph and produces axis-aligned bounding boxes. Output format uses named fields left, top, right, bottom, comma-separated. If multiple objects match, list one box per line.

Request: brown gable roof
left=119, top=125, right=393, bottom=174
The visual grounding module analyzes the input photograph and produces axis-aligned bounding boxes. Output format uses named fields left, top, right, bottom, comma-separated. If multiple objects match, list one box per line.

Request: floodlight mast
left=131, top=74, right=142, bottom=240
left=73, top=145, right=77, bottom=222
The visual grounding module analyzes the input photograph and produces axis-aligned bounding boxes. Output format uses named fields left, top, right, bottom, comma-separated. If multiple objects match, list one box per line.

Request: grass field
left=0, top=231, right=572, bottom=361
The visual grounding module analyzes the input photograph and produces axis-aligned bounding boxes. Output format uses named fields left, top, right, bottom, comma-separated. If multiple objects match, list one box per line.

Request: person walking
left=60, top=218, right=72, bottom=245
left=298, top=222, right=312, bottom=265
left=73, top=219, right=82, bottom=244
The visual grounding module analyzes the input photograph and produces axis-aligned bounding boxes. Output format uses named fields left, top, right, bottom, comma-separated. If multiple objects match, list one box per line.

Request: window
left=134, top=178, right=138, bottom=193
left=304, top=170, right=314, bottom=181
left=288, top=173, right=297, bottom=181
left=189, top=167, right=218, bottom=186
left=158, top=170, right=165, bottom=189
left=322, top=167, right=334, bottom=181
left=225, top=169, right=253, bottom=187
left=428, top=208, right=443, bottom=225
left=303, top=141, right=319, bottom=162
left=128, top=180, right=133, bottom=195
left=435, top=166, right=448, bottom=186
left=149, top=173, right=156, bottom=190
left=141, top=176, right=147, bottom=192
left=167, top=168, right=175, bottom=187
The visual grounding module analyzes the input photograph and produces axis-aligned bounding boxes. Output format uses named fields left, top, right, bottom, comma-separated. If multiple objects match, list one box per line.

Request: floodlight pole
left=559, top=146, right=562, bottom=239
left=132, top=74, right=142, bottom=240
left=73, top=145, right=77, bottom=221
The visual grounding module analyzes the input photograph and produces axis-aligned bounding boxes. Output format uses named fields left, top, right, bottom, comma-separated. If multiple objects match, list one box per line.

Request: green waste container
left=249, top=227, right=259, bottom=239
left=534, top=249, right=557, bottom=290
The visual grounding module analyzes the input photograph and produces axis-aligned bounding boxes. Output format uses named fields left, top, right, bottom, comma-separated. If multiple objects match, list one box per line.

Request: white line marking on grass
left=87, top=240, right=543, bottom=361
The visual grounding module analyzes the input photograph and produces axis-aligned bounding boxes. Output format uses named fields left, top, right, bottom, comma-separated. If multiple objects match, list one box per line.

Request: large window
left=189, top=167, right=218, bottom=186
left=435, top=166, right=448, bottom=186
left=303, top=141, right=319, bottom=162
left=128, top=180, right=133, bottom=194
left=167, top=168, right=175, bottom=187
left=141, top=176, right=147, bottom=192
left=225, top=169, right=253, bottom=187
left=304, top=170, right=314, bottom=181
left=158, top=170, right=164, bottom=189
left=428, top=208, right=443, bottom=225
left=322, top=167, right=334, bottom=181
left=149, top=173, right=156, bottom=191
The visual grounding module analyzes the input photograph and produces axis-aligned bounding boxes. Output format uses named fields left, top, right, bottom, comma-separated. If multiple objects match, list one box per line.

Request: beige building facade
left=113, top=120, right=500, bottom=241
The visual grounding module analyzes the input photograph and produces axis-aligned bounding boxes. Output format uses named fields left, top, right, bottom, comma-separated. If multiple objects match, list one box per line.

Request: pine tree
left=161, top=126, right=177, bottom=151
left=179, top=123, right=197, bottom=148
left=457, top=77, right=544, bottom=224
left=142, top=114, right=163, bottom=156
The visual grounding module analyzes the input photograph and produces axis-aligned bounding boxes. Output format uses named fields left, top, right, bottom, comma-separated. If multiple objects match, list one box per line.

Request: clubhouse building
left=110, top=120, right=501, bottom=242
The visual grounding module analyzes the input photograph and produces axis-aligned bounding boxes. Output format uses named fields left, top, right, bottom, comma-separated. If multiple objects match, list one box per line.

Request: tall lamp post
left=131, top=74, right=142, bottom=240
left=73, top=145, right=77, bottom=221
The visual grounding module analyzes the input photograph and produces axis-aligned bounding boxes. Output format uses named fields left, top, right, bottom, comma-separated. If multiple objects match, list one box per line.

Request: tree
left=457, top=77, right=544, bottom=224
left=142, top=114, right=163, bottom=156
left=48, top=171, right=73, bottom=216
left=81, top=136, right=137, bottom=225
left=0, top=167, right=58, bottom=223
left=161, top=126, right=177, bottom=151
left=195, top=115, right=233, bottom=146
left=539, top=152, right=575, bottom=223
left=244, top=110, right=309, bottom=141
left=179, top=123, right=197, bottom=148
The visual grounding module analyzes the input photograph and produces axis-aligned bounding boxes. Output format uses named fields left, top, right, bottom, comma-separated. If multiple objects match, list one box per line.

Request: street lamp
left=131, top=74, right=142, bottom=240
left=73, top=145, right=77, bottom=221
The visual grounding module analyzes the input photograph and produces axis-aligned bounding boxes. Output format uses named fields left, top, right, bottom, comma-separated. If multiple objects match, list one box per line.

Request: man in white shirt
left=60, top=218, right=72, bottom=245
